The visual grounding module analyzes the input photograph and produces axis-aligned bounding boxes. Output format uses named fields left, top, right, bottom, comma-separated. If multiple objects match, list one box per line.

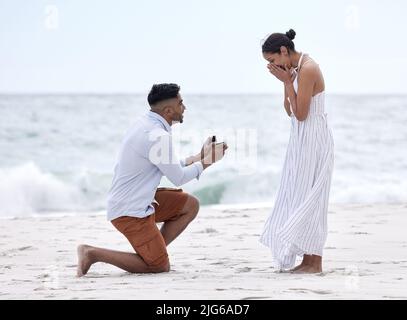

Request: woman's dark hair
left=262, top=29, right=296, bottom=54
left=147, top=83, right=180, bottom=106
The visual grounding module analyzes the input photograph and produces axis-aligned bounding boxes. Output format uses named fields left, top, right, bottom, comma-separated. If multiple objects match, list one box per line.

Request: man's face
left=166, top=94, right=186, bottom=124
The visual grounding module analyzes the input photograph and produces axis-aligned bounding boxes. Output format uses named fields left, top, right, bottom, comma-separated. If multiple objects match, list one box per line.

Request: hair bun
left=285, top=29, right=296, bottom=40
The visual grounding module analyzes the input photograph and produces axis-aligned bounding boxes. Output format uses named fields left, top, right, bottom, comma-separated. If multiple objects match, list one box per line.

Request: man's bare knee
left=148, top=259, right=170, bottom=273
left=183, top=195, right=200, bottom=219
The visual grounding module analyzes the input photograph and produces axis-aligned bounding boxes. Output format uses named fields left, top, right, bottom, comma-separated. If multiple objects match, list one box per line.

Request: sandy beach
left=1, top=203, right=407, bottom=300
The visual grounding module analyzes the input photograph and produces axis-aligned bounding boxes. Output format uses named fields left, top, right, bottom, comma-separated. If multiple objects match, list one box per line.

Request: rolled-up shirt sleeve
left=148, top=131, right=203, bottom=186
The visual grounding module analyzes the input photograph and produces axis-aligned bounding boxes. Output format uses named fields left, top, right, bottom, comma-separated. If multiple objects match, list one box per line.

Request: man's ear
left=280, top=46, right=288, bottom=56
left=163, top=105, right=172, bottom=116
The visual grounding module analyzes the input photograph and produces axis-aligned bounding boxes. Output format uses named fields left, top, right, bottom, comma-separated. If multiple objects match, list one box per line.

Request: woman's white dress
left=260, top=55, right=334, bottom=270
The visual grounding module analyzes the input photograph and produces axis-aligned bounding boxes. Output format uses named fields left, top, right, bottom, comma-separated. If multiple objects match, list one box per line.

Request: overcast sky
left=1, top=0, right=406, bottom=94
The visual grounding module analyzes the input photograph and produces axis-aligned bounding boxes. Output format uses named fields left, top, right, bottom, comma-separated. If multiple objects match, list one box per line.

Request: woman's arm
left=268, top=62, right=316, bottom=121
left=284, top=67, right=314, bottom=121
left=283, top=84, right=292, bottom=117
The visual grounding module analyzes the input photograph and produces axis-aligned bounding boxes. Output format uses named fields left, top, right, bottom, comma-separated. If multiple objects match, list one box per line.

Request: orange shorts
left=111, top=188, right=189, bottom=268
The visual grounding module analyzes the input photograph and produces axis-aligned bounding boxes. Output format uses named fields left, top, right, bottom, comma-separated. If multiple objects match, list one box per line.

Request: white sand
left=1, top=203, right=407, bottom=300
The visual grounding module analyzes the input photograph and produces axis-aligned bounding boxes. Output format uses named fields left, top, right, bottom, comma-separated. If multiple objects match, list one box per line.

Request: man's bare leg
left=159, top=195, right=200, bottom=246
left=77, top=244, right=169, bottom=277
left=77, top=195, right=198, bottom=277
left=292, top=255, right=322, bottom=274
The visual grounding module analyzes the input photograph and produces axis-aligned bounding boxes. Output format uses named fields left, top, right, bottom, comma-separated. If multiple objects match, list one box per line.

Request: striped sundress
left=260, top=54, right=335, bottom=270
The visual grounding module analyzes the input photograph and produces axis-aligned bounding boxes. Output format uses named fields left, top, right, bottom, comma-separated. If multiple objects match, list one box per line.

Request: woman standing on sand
left=259, top=29, right=334, bottom=273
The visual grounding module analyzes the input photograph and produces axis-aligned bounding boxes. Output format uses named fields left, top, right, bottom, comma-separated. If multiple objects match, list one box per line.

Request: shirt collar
left=147, top=110, right=172, bottom=133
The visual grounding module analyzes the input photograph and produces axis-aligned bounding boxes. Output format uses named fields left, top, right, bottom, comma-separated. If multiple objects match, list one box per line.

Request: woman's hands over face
left=267, top=63, right=295, bottom=84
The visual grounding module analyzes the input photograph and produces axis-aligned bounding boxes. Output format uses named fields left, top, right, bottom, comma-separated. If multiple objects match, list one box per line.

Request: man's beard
left=172, top=114, right=183, bottom=124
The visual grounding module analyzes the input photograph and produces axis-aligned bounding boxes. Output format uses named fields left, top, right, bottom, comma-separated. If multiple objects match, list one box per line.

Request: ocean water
left=1, top=94, right=406, bottom=217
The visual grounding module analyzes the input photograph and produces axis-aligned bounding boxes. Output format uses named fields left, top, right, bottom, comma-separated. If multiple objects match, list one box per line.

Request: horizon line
left=1, top=91, right=407, bottom=96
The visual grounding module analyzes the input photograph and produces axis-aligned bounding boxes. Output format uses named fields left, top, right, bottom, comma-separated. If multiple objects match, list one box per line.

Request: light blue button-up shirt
left=106, top=111, right=203, bottom=221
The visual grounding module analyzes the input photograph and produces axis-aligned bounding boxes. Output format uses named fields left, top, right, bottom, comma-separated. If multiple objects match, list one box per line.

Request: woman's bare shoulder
left=300, top=57, right=325, bottom=92
left=298, top=58, right=322, bottom=83
left=301, top=57, right=320, bottom=74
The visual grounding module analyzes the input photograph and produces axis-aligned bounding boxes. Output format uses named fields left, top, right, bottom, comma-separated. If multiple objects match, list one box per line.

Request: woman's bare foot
left=290, top=263, right=306, bottom=272
left=77, top=244, right=94, bottom=277
left=293, top=266, right=322, bottom=274
left=292, top=255, right=322, bottom=274
left=292, top=265, right=322, bottom=274
left=290, top=254, right=313, bottom=272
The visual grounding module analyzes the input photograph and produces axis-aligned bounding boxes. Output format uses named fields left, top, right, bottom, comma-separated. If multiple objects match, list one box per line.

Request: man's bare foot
left=77, top=244, right=94, bottom=277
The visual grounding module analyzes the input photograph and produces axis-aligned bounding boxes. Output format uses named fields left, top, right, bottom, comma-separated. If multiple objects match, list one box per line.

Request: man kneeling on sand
left=77, top=83, right=227, bottom=276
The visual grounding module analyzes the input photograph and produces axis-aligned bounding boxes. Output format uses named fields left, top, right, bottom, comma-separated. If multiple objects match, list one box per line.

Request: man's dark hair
left=147, top=83, right=180, bottom=106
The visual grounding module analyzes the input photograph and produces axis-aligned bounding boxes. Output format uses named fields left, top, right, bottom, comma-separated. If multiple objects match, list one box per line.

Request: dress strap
left=296, top=53, right=305, bottom=72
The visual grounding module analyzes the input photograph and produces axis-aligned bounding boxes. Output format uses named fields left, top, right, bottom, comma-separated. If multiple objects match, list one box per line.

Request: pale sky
left=1, top=0, right=406, bottom=94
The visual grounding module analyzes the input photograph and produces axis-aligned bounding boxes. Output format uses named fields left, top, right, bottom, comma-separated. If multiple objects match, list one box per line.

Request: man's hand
left=185, top=137, right=219, bottom=166
left=185, top=137, right=228, bottom=168
left=200, top=136, right=213, bottom=161
left=201, top=141, right=228, bottom=169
